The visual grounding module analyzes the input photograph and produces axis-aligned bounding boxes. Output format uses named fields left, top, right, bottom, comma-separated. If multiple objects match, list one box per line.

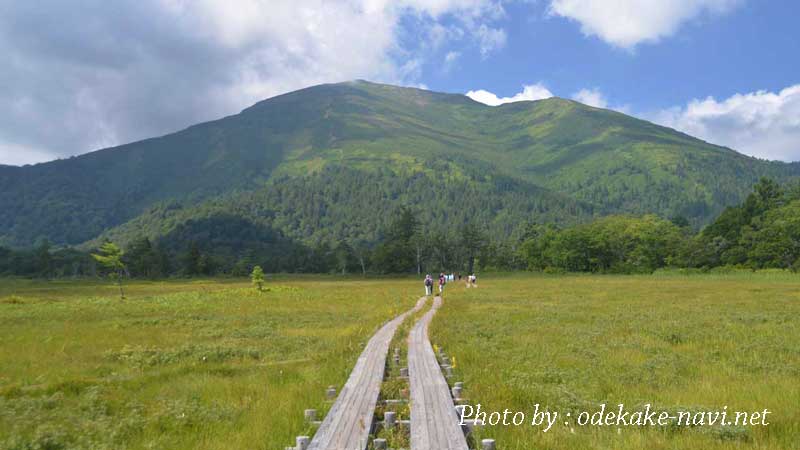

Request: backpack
left=425, top=278, right=432, bottom=287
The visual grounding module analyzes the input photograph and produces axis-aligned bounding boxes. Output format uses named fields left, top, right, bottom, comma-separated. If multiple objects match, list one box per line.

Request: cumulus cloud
left=548, top=0, right=742, bottom=48
left=652, top=85, right=800, bottom=161
left=571, top=88, right=608, bottom=108
left=0, top=0, right=508, bottom=165
left=466, top=83, right=554, bottom=106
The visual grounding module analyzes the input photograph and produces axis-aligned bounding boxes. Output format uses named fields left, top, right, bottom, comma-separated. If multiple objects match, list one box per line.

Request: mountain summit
left=1, top=80, right=796, bottom=248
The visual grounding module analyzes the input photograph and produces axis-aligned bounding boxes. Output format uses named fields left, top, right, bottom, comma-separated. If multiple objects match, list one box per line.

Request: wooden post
left=325, top=386, right=336, bottom=400
left=454, top=381, right=464, bottom=389
left=373, top=438, right=388, bottom=449
left=296, top=436, right=310, bottom=450
left=399, top=367, right=409, bottom=377
left=482, top=438, right=496, bottom=450
left=304, top=409, right=317, bottom=422
left=384, top=411, right=397, bottom=429
left=452, top=386, right=462, bottom=399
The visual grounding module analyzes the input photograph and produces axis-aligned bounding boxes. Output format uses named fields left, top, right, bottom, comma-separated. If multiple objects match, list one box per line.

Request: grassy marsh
left=430, top=273, right=800, bottom=449
left=0, top=277, right=417, bottom=450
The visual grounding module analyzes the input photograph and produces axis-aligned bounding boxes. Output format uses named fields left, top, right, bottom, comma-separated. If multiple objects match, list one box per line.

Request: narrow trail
left=308, top=296, right=428, bottom=450
left=408, top=295, right=469, bottom=450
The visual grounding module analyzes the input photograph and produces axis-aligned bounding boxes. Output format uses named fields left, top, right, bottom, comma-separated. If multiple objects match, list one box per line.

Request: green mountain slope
left=86, top=164, right=592, bottom=250
left=1, top=80, right=797, bottom=248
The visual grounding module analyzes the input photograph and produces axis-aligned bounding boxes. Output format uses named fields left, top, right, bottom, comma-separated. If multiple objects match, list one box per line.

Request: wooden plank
left=409, top=296, right=469, bottom=450
left=308, top=296, right=427, bottom=450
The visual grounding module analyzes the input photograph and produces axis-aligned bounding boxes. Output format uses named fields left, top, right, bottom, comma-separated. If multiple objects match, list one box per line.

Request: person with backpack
left=424, top=274, right=433, bottom=296
left=438, top=273, right=446, bottom=294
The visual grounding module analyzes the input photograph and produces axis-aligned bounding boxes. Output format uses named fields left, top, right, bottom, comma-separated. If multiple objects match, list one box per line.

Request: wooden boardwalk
left=308, top=296, right=427, bottom=450
left=408, top=296, right=469, bottom=450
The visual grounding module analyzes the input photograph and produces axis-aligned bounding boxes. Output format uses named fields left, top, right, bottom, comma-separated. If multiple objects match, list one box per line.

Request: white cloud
left=652, top=85, right=800, bottom=161
left=443, top=51, right=461, bottom=71
left=446, top=51, right=461, bottom=62
left=466, top=83, right=554, bottom=106
left=548, top=0, right=742, bottom=49
left=572, top=88, right=608, bottom=108
left=476, top=24, right=508, bottom=57
left=0, top=0, right=508, bottom=165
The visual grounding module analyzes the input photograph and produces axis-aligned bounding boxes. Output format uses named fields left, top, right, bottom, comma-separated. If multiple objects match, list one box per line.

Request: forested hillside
left=1, top=80, right=797, bottom=257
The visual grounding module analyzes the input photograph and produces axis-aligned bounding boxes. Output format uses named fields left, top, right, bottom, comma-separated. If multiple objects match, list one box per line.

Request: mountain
left=1, top=80, right=797, bottom=249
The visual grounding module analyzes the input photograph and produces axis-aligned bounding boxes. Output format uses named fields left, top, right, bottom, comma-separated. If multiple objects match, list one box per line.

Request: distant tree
left=251, top=265, right=265, bottom=292
left=350, top=239, right=371, bottom=276
left=92, top=242, right=127, bottom=299
left=411, top=230, right=430, bottom=275
left=35, top=239, right=52, bottom=278
left=232, top=251, right=256, bottom=277
left=669, top=215, right=690, bottom=228
left=744, top=177, right=784, bottom=217
left=372, top=207, right=419, bottom=273
left=182, top=242, right=202, bottom=276
left=333, top=242, right=357, bottom=275
left=461, top=223, right=486, bottom=274
left=519, top=216, right=683, bottom=273
left=429, top=230, right=451, bottom=272
left=126, top=237, right=168, bottom=278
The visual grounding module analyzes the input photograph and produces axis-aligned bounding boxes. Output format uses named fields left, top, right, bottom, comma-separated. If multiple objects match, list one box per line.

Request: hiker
left=470, top=274, right=477, bottom=288
left=424, top=274, right=433, bottom=296
left=438, top=272, right=446, bottom=294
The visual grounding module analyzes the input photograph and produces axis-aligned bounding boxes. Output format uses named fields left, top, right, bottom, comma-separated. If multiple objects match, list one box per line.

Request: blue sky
left=1, top=0, right=798, bottom=165
left=425, top=1, right=797, bottom=111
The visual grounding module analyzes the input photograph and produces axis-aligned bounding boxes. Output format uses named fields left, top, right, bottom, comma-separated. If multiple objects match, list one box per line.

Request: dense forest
left=3, top=178, right=800, bottom=279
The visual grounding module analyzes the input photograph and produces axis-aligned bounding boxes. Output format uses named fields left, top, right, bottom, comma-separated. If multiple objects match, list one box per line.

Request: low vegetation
left=430, top=273, right=800, bottom=449
left=0, top=277, right=418, bottom=450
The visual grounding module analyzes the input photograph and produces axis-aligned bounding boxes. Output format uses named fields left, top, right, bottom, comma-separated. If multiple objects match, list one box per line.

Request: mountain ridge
left=1, top=80, right=797, bottom=249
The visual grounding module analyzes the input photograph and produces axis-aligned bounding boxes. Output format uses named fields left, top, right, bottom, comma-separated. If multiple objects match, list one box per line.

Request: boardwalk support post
left=399, top=367, right=409, bottom=377
left=373, top=438, right=388, bottom=449
left=481, top=438, right=496, bottom=450
left=304, top=409, right=317, bottom=422
left=296, top=436, right=310, bottom=450
left=325, top=386, right=336, bottom=400
left=384, top=411, right=397, bottom=429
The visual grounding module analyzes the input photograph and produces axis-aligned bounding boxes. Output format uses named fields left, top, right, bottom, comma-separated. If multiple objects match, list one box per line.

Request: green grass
left=0, top=277, right=418, bottom=450
left=430, top=273, right=800, bottom=449
left=4, top=274, right=799, bottom=449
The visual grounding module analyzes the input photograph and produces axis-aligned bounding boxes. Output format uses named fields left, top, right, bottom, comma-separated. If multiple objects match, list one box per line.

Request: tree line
left=2, top=178, right=800, bottom=279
